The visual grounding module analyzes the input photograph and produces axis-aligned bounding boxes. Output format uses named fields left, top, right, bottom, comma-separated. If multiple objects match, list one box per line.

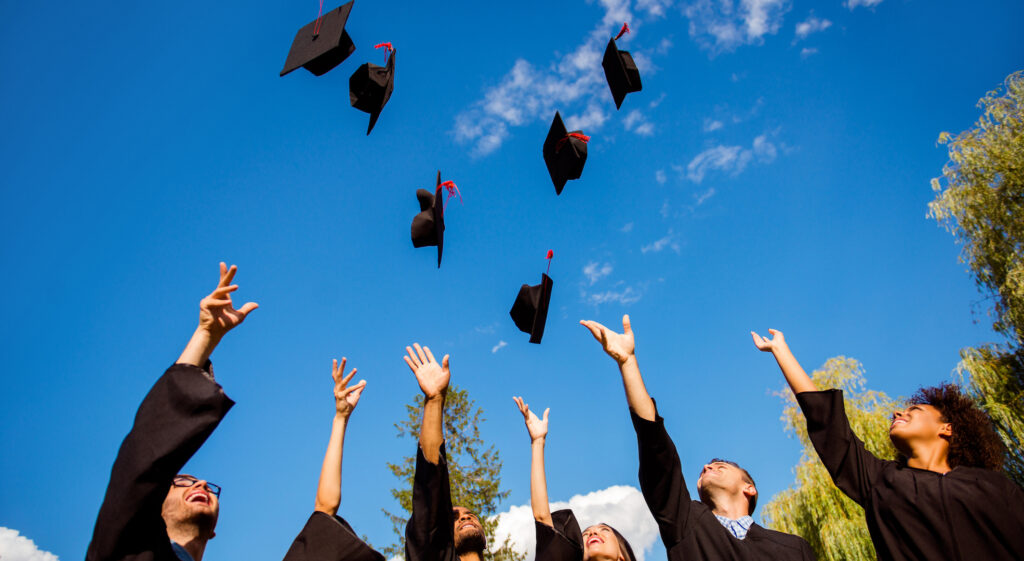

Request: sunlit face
left=161, top=474, right=219, bottom=537
left=452, top=506, right=485, bottom=553
left=581, top=525, right=623, bottom=561
left=696, top=462, right=756, bottom=510
left=889, top=404, right=951, bottom=454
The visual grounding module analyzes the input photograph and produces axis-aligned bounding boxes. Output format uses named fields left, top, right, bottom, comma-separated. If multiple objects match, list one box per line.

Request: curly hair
left=908, top=382, right=1006, bottom=470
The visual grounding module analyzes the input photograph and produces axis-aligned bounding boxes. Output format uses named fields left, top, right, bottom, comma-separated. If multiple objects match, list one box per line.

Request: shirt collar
left=171, top=541, right=196, bottom=561
left=714, top=514, right=755, bottom=540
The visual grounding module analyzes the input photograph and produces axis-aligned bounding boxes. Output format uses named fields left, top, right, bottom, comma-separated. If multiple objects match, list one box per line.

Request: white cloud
left=642, top=230, right=680, bottom=254
left=0, top=528, right=59, bottom=561
left=794, top=14, right=831, bottom=40
left=586, top=286, right=643, bottom=305
left=799, top=47, right=818, bottom=58
left=491, top=340, right=508, bottom=353
left=583, top=262, right=614, bottom=285
left=659, top=199, right=671, bottom=218
left=655, top=169, right=667, bottom=184
left=621, top=221, right=635, bottom=232
left=685, top=134, right=778, bottom=182
left=636, top=0, right=674, bottom=17
left=649, top=92, right=667, bottom=108
left=492, top=486, right=659, bottom=561
left=846, top=0, right=884, bottom=9
left=684, top=0, right=791, bottom=54
left=752, top=133, right=777, bottom=162
left=702, top=118, right=724, bottom=132
left=694, top=187, right=717, bottom=206
left=622, top=110, right=655, bottom=136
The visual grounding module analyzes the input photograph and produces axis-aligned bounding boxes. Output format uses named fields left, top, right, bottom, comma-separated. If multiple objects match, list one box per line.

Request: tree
left=929, top=70, right=1024, bottom=486
left=761, top=357, right=898, bottom=561
left=382, top=384, right=525, bottom=561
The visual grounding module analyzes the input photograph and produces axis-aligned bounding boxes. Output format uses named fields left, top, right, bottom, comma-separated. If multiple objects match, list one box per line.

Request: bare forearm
left=177, top=327, right=221, bottom=367
left=314, top=415, right=348, bottom=514
left=771, top=342, right=818, bottom=394
left=620, top=355, right=656, bottom=421
left=419, top=394, right=445, bottom=464
left=530, top=438, right=553, bottom=526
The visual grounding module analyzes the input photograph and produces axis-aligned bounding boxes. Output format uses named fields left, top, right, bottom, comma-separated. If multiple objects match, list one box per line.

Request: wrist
left=531, top=436, right=546, bottom=446
left=619, top=354, right=638, bottom=368
left=424, top=392, right=446, bottom=404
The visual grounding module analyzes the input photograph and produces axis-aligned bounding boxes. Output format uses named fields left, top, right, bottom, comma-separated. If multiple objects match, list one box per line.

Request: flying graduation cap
left=349, top=43, right=396, bottom=135
left=602, top=23, right=642, bottom=109
left=543, top=111, right=590, bottom=195
left=510, top=251, right=555, bottom=344
left=280, top=1, right=356, bottom=77
left=411, top=172, right=461, bottom=268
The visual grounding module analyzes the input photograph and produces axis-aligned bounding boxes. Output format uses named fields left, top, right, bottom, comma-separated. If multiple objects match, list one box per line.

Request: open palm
left=198, top=262, right=258, bottom=338
left=332, top=357, right=365, bottom=418
left=513, top=396, right=549, bottom=441
left=404, top=343, right=450, bottom=399
left=580, top=314, right=635, bottom=364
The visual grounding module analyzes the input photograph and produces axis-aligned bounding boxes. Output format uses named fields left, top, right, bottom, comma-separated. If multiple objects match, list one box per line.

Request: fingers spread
left=413, top=343, right=428, bottom=365
left=405, top=347, right=420, bottom=367
left=238, top=302, right=259, bottom=315
left=341, top=367, right=357, bottom=387
left=424, top=346, right=436, bottom=365
left=403, top=355, right=418, bottom=372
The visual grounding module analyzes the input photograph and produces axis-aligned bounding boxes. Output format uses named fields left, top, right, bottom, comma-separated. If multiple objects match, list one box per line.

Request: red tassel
left=374, top=42, right=394, bottom=64
left=313, top=0, right=325, bottom=36
left=439, top=180, right=462, bottom=211
left=556, top=132, right=590, bottom=153
left=546, top=250, right=554, bottom=274
left=614, top=22, right=630, bottom=41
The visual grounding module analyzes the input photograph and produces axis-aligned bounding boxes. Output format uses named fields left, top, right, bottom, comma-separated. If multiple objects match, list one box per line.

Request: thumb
left=622, top=314, right=632, bottom=334
left=543, top=408, right=550, bottom=422
left=239, top=302, right=259, bottom=316
left=442, top=355, right=450, bottom=370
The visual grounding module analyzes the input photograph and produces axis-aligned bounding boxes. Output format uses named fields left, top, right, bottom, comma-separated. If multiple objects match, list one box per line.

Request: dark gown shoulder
left=283, top=512, right=385, bottom=561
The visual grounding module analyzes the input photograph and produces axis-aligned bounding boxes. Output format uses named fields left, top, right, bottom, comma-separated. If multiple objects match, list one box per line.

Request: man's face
left=889, top=403, right=951, bottom=454
left=161, top=474, right=220, bottom=537
left=452, top=506, right=485, bottom=553
left=581, top=524, right=622, bottom=561
left=696, top=462, right=755, bottom=507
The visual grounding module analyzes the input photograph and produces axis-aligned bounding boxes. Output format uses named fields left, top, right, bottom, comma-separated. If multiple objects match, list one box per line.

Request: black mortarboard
left=280, top=1, right=356, bottom=77
left=542, top=111, right=589, bottom=195
left=510, top=272, right=553, bottom=344
left=601, top=32, right=642, bottom=109
left=349, top=45, right=395, bottom=135
left=410, top=171, right=445, bottom=268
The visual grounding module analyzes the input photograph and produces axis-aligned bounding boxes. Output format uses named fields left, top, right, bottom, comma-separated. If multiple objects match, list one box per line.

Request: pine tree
left=382, top=384, right=524, bottom=561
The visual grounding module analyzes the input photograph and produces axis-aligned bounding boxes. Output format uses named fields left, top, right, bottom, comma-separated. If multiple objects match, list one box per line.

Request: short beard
left=454, top=528, right=486, bottom=556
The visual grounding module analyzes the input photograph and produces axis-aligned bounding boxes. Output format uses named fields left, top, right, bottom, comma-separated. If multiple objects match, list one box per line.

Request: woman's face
left=582, top=525, right=623, bottom=561
left=889, top=403, right=951, bottom=454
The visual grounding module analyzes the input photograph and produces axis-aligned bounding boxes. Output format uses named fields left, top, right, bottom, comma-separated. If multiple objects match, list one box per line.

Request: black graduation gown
left=405, top=443, right=458, bottom=561
left=534, top=509, right=583, bottom=561
left=631, top=404, right=816, bottom=561
left=86, top=363, right=234, bottom=561
left=797, top=389, right=1024, bottom=561
left=283, top=512, right=385, bottom=561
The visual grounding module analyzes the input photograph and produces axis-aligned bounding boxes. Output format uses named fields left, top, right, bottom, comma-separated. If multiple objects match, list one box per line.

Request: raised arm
left=513, top=397, right=552, bottom=527
left=580, top=315, right=655, bottom=420
left=750, top=329, right=818, bottom=394
left=314, top=358, right=366, bottom=515
left=405, top=343, right=450, bottom=464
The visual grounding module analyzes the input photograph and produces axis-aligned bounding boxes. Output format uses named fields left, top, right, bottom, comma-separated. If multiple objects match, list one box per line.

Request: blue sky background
left=2, top=0, right=1023, bottom=559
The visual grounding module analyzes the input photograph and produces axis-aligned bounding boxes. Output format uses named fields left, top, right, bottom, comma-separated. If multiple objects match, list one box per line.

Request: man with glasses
left=87, top=263, right=258, bottom=561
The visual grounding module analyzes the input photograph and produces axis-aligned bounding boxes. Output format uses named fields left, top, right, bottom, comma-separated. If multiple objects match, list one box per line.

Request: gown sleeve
left=405, top=443, right=455, bottom=561
left=630, top=401, right=691, bottom=551
left=283, top=512, right=386, bottom=561
left=86, top=363, right=234, bottom=561
left=535, top=509, right=583, bottom=561
left=795, top=389, right=889, bottom=506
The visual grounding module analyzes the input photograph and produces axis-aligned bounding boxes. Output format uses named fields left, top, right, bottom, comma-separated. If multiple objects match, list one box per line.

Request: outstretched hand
left=751, top=329, right=786, bottom=352
left=332, top=358, right=366, bottom=419
left=404, top=343, right=450, bottom=400
left=198, top=262, right=259, bottom=339
left=513, top=396, right=549, bottom=442
left=580, top=314, right=635, bottom=364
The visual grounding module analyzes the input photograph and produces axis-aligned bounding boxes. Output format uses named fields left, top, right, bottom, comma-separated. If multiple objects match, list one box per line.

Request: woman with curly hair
left=752, top=328, right=1024, bottom=561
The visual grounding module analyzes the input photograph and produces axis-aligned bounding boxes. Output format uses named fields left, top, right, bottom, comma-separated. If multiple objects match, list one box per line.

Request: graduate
left=402, top=344, right=487, bottom=561
left=580, top=316, right=815, bottom=561
left=86, top=263, right=258, bottom=561
left=512, top=397, right=637, bottom=561
left=281, top=358, right=383, bottom=561
left=752, top=328, right=1024, bottom=561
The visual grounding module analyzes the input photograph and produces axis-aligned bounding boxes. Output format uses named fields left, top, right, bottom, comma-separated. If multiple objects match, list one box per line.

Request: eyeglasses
left=172, top=475, right=222, bottom=497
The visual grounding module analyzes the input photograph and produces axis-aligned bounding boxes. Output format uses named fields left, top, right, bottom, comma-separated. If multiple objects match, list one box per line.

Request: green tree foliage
left=382, top=384, right=524, bottom=561
left=762, top=357, right=898, bottom=561
left=929, top=70, right=1024, bottom=486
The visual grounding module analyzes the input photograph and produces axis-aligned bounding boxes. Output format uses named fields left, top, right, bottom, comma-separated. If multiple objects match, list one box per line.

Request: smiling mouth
left=186, top=492, right=210, bottom=505
left=586, top=537, right=603, bottom=546
left=891, top=419, right=907, bottom=429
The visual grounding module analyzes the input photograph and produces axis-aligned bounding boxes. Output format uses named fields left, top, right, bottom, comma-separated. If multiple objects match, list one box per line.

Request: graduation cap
left=350, top=43, right=396, bottom=134
left=602, top=23, right=642, bottom=109
left=280, top=1, right=356, bottom=77
left=542, top=111, right=590, bottom=195
left=411, top=172, right=461, bottom=268
left=510, top=251, right=555, bottom=344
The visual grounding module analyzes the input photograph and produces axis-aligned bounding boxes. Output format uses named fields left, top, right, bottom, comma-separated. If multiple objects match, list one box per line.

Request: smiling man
left=402, top=344, right=488, bottom=561
left=86, top=263, right=258, bottom=561
left=582, top=316, right=815, bottom=560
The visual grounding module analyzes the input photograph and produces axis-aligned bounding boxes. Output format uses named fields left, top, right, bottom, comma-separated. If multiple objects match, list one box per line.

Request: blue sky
left=1, top=0, right=1023, bottom=559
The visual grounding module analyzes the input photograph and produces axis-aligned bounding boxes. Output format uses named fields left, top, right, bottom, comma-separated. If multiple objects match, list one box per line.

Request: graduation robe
left=797, top=389, right=1024, bottom=561
left=535, top=510, right=584, bottom=561
left=282, top=512, right=385, bottom=561
left=405, top=443, right=458, bottom=561
left=86, top=363, right=234, bottom=561
left=632, top=404, right=816, bottom=561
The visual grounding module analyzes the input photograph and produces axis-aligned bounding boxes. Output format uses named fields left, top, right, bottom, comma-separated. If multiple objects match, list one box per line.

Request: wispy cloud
left=0, top=528, right=59, bottom=561
left=794, top=13, right=832, bottom=41
left=586, top=285, right=643, bottom=305
left=694, top=187, right=717, bottom=206
left=491, top=340, right=508, bottom=353
left=846, top=0, right=884, bottom=9
left=685, top=133, right=779, bottom=183
left=623, top=110, right=655, bottom=136
left=642, top=229, right=680, bottom=254
left=583, top=262, right=614, bottom=285
left=800, top=47, right=818, bottom=58
left=703, top=118, right=724, bottom=132
left=491, top=486, right=659, bottom=561
left=684, top=0, right=791, bottom=54
left=655, top=169, right=667, bottom=184
left=621, top=221, right=635, bottom=232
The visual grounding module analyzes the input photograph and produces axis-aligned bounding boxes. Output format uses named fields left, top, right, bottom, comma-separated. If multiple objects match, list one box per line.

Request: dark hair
left=908, top=382, right=1005, bottom=470
left=703, top=458, right=758, bottom=514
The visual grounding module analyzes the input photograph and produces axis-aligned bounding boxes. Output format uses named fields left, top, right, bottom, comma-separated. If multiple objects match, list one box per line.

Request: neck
left=167, top=524, right=210, bottom=561
left=905, top=441, right=952, bottom=473
left=459, top=552, right=483, bottom=561
left=706, top=492, right=750, bottom=520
